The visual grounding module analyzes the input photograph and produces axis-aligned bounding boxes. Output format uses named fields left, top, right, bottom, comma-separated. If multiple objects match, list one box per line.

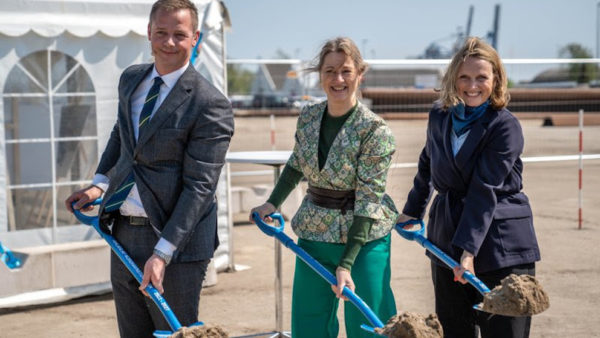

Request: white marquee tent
left=0, top=0, right=232, bottom=305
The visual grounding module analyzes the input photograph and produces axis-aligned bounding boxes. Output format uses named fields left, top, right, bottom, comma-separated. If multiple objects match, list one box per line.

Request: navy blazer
left=96, top=63, right=234, bottom=263
left=403, top=103, right=540, bottom=273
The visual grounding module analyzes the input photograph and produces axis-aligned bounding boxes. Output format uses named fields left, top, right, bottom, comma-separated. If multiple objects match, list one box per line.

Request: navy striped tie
left=105, top=76, right=163, bottom=212
left=138, top=77, right=163, bottom=129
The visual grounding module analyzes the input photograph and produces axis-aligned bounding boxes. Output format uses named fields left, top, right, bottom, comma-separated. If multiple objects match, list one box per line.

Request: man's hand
left=65, top=185, right=104, bottom=212
left=139, top=255, right=167, bottom=296
left=453, top=250, right=475, bottom=284
left=331, top=267, right=354, bottom=301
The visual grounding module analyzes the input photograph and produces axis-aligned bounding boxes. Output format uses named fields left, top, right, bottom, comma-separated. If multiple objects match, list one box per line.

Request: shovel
left=395, top=220, right=549, bottom=316
left=72, top=199, right=203, bottom=338
left=395, top=220, right=491, bottom=296
left=0, top=240, right=23, bottom=269
left=252, top=212, right=385, bottom=333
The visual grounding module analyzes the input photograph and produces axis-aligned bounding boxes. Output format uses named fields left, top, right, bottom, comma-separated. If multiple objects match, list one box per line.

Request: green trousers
left=291, top=234, right=396, bottom=338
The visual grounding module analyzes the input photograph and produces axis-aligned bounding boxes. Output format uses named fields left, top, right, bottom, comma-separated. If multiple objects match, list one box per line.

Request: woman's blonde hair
left=438, top=37, right=510, bottom=109
left=307, top=37, right=368, bottom=75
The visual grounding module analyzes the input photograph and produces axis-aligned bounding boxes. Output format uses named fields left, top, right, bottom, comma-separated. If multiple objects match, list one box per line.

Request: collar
left=324, top=101, right=358, bottom=120
left=150, top=62, right=189, bottom=90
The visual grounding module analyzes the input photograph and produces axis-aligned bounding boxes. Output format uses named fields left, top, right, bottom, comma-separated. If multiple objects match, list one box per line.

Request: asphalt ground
left=1, top=116, right=599, bottom=338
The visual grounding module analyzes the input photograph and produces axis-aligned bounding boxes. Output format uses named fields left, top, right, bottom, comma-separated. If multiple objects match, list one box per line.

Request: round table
left=226, top=151, right=292, bottom=338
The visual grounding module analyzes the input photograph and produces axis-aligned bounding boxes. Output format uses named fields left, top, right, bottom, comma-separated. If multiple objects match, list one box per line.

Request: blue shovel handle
left=72, top=199, right=190, bottom=333
left=252, top=212, right=385, bottom=329
left=395, top=220, right=491, bottom=295
left=0, top=241, right=22, bottom=269
left=72, top=198, right=103, bottom=223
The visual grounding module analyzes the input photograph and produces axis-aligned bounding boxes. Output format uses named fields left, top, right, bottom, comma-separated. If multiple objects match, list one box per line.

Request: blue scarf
left=450, top=100, right=489, bottom=136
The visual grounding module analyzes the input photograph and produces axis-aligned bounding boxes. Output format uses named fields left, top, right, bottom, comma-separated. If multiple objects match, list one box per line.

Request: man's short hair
left=149, top=0, right=199, bottom=32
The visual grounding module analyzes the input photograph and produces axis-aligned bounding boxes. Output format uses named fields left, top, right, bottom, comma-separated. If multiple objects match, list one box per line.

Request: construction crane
left=486, top=4, right=500, bottom=50
left=420, top=5, right=473, bottom=59
left=420, top=4, right=500, bottom=59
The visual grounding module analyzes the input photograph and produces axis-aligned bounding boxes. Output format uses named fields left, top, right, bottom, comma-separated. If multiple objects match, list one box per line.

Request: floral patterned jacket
left=288, top=101, right=399, bottom=243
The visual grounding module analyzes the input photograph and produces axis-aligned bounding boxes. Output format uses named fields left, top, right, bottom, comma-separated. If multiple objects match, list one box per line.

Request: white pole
left=47, top=49, right=58, bottom=243
left=270, top=114, right=276, bottom=150
left=221, top=20, right=228, bottom=96
left=597, top=2, right=600, bottom=58
left=225, top=163, right=235, bottom=271
left=578, top=109, right=584, bottom=229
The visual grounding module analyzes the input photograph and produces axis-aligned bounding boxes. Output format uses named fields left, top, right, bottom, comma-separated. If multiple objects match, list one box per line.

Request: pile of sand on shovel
left=480, top=274, right=550, bottom=316
left=375, top=311, right=443, bottom=338
left=169, top=325, right=228, bottom=338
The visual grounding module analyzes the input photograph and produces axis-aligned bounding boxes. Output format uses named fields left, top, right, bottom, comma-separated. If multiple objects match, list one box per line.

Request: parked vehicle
left=252, top=94, right=291, bottom=108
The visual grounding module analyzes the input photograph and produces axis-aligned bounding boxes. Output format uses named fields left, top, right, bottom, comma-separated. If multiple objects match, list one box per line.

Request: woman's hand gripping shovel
left=252, top=212, right=386, bottom=335
left=396, top=220, right=549, bottom=317
left=72, top=199, right=203, bottom=338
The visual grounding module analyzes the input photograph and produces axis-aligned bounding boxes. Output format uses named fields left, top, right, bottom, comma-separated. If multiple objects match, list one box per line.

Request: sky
left=222, top=0, right=599, bottom=61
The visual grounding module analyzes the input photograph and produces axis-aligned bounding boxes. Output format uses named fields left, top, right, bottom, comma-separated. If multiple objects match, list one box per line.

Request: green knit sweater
left=267, top=103, right=373, bottom=271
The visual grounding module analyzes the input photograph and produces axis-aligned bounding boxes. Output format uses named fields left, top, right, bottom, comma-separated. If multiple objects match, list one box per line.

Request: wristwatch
left=153, top=248, right=172, bottom=265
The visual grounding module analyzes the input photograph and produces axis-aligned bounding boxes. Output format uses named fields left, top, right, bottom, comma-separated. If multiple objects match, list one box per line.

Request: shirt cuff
left=91, top=174, right=110, bottom=192
left=155, top=237, right=176, bottom=256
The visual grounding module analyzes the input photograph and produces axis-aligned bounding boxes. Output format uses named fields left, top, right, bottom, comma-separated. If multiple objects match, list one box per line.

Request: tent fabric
left=0, top=0, right=232, bottom=274
left=0, top=0, right=225, bottom=38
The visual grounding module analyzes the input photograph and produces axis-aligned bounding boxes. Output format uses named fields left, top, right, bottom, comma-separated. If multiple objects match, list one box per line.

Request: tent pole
left=221, top=21, right=228, bottom=96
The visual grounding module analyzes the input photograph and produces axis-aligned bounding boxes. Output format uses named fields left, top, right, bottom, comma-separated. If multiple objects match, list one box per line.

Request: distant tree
left=227, top=64, right=254, bottom=95
left=507, top=78, right=515, bottom=88
left=559, top=43, right=598, bottom=84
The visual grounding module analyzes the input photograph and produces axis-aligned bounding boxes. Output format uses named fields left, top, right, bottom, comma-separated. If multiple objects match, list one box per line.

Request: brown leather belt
left=118, top=214, right=150, bottom=226
left=306, top=185, right=355, bottom=214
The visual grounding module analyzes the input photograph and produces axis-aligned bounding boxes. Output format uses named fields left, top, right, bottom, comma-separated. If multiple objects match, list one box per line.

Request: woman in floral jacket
left=250, top=37, right=398, bottom=338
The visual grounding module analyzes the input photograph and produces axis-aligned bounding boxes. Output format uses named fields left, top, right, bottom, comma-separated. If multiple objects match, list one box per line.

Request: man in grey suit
left=65, top=0, right=234, bottom=336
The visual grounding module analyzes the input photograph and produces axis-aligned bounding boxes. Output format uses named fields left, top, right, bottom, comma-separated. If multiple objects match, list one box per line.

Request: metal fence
left=227, top=58, right=600, bottom=115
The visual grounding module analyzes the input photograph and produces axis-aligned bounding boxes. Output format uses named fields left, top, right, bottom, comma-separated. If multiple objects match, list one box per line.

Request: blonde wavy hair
left=438, top=37, right=510, bottom=110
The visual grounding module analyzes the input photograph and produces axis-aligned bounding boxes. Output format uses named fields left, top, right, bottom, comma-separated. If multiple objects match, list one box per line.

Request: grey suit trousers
left=110, top=217, right=209, bottom=338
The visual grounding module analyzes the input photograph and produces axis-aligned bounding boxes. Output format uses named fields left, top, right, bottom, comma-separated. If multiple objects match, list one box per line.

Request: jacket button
left=133, top=160, right=137, bottom=165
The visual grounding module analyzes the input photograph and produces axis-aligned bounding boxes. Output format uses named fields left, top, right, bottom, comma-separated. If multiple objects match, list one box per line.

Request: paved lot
left=1, top=116, right=599, bottom=337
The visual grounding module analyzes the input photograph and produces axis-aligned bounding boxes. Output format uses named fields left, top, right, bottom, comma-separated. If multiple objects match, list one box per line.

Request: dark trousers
left=110, top=217, right=209, bottom=338
left=431, top=261, right=534, bottom=338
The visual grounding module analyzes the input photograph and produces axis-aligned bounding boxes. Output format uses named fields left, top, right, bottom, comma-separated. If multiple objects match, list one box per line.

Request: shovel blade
left=473, top=303, right=485, bottom=312
left=153, top=321, right=204, bottom=337
left=153, top=331, right=173, bottom=338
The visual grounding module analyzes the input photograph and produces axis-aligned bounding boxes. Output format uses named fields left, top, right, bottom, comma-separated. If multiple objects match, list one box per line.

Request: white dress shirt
left=92, top=62, right=190, bottom=255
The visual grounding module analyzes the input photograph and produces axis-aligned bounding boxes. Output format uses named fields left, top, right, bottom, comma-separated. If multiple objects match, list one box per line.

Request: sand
left=480, top=274, right=550, bottom=317
left=169, top=325, right=228, bottom=338
left=376, top=312, right=443, bottom=338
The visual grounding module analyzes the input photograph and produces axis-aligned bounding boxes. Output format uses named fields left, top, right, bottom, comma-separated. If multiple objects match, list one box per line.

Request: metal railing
left=227, top=58, right=600, bottom=114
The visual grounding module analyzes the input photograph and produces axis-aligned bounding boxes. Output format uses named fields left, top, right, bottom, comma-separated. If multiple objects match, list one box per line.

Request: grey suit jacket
left=96, top=63, right=234, bottom=262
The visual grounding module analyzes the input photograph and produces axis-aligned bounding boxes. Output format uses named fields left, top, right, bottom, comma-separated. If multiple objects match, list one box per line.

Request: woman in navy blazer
left=398, top=37, right=540, bottom=338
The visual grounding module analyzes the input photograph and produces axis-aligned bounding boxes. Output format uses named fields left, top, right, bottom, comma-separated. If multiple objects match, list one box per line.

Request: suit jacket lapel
left=136, top=65, right=193, bottom=151
left=123, top=65, right=152, bottom=150
left=441, top=112, right=455, bottom=164
left=307, top=102, right=325, bottom=175
left=321, top=102, right=360, bottom=174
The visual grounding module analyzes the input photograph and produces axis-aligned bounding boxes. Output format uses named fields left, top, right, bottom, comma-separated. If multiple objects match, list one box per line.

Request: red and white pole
left=578, top=109, right=583, bottom=230
left=270, top=114, right=276, bottom=150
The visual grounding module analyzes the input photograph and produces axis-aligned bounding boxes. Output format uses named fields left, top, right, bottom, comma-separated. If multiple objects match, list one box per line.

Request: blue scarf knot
left=450, top=100, right=489, bottom=136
